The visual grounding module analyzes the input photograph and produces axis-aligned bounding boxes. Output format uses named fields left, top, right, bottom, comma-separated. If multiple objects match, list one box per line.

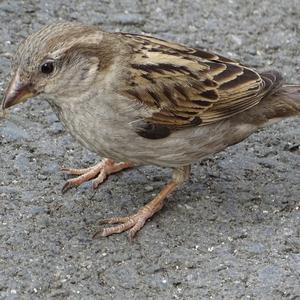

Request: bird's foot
left=93, top=180, right=179, bottom=239
left=62, top=159, right=131, bottom=192
left=95, top=211, right=151, bottom=240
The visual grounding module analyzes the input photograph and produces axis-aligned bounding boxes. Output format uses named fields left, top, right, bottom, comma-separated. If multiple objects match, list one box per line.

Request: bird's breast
left=52, top=93, right=148, bottom=163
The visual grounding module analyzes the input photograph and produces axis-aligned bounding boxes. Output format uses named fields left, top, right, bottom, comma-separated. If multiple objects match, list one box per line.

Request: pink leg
left=94, top=165, right=191, bottom=239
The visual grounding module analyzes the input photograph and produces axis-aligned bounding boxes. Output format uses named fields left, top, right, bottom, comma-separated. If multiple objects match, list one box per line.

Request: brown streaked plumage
left=121, top=32, right=281, bottom=132
left=2, top=22, right=300, bottom=239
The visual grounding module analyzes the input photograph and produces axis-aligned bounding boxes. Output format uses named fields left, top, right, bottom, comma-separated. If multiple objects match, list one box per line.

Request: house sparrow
left=2, top=22, right=300, bottom=239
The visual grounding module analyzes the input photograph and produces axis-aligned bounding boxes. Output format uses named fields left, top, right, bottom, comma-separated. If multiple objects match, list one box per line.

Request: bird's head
left=2, top=22, right=115, bottom=110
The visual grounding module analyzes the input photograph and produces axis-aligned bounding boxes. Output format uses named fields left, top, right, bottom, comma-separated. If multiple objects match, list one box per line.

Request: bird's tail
left=224, top=83, right=299, bottom=150
left=263, top=85, right=300, bottom=120
left=248, top=84, right=300, bottom=127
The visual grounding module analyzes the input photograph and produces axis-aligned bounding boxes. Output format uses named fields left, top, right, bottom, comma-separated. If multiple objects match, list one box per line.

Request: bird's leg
left=62, top=158, right=132, bottom=192
left=94, top=165, right=191, bottom=239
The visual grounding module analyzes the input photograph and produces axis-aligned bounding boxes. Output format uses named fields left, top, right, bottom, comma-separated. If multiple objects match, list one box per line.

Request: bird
left=2, top=22, right=300, bottom=239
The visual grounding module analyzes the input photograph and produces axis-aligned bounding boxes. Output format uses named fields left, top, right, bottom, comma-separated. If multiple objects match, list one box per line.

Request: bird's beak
left=2, top=71, right=35, bottom=110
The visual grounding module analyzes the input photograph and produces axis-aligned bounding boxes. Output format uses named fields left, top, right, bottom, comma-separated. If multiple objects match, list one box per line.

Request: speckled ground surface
left=0, top=0, right=299, bottom=299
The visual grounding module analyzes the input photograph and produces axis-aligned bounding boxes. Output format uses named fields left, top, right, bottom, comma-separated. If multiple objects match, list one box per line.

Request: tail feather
left=260, top=70, right=283, bottom=96
left=264, top=85, right=300, bottom=120
left=235, top=84, right=300, bottom=127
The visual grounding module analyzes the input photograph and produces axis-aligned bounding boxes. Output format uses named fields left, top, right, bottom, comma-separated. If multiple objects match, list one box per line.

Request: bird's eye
left=40, top=61, right=54, bottom=74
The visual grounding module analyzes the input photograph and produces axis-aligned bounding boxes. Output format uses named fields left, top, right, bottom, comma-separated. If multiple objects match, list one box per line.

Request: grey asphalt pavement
left=0, top=0, right=299, bottom=299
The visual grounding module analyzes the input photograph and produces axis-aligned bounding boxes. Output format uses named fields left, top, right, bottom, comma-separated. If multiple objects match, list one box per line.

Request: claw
left=62, top=181, right=73, bottom=193
left=93, top=180, right=179, bottom=239
left=61, top=159, right=131, bottom=192
left=94, top=214, right=148, bottom=239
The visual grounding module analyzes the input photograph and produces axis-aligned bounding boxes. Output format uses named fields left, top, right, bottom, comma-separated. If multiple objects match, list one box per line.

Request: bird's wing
left=118, top=33, right=282, bottom=138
